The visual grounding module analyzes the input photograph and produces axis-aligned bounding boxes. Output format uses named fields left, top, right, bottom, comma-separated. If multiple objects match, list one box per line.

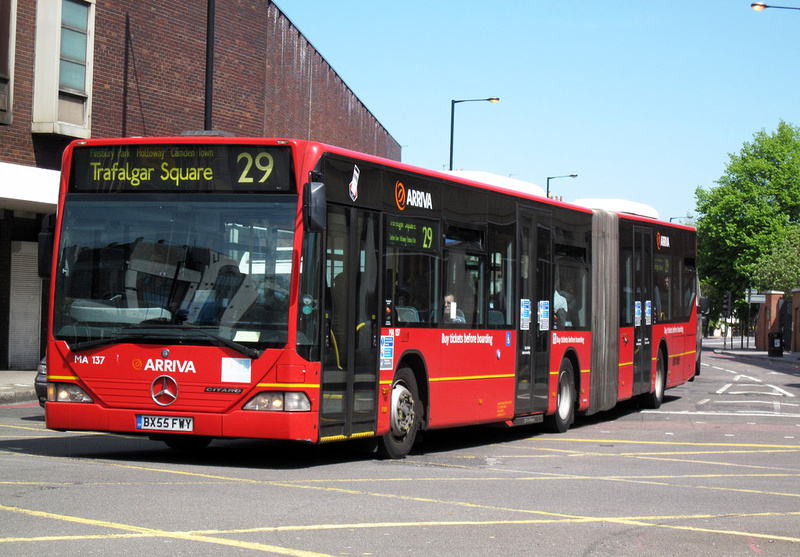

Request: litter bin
left=767, top=331, right=783, bottom=357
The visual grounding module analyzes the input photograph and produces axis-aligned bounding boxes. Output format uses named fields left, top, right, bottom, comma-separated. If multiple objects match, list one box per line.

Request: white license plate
left=136, top=415, right=194, bottom=432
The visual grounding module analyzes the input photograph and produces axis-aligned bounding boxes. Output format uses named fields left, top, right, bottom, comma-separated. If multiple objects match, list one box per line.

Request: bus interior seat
left=396, top=306, right=419, bottom=323
left=488, top=310, right=504, bottom=325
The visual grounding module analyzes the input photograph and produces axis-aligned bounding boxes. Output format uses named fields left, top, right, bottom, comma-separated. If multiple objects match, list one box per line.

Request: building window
left=32, top=0, right=95, bottom=137
left=0, top=0, right=16, bottom=125
left=59, top=0, right=88, bottom=124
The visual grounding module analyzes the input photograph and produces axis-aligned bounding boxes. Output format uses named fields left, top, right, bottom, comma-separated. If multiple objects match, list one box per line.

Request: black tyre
left=644, top=350, right=666, bottom=409
left=377, top=367, right=421, bottom=459
left=545, top=359, right=575, bottom=433
left=693, top=348, right=701, bottom=379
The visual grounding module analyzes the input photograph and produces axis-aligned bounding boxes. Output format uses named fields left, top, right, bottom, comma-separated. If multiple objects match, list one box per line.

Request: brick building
left=0, top=0, right=401, bottom=369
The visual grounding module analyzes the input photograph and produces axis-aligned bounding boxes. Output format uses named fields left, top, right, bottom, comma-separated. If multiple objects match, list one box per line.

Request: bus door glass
left=633, top=226, right=653, bottom=394
left=516, top=209, right=551, bottom=415
left=321, top=205, right=380, bottom=439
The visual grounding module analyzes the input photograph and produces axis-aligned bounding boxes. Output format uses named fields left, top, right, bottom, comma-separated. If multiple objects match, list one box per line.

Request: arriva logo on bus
left=395, top=180, right=433, bottom=211
left=132, top=358, right=197, bottom=373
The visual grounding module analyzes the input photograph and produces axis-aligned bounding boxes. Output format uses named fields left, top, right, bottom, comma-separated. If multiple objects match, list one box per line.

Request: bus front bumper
left=45, top=402, right=321, bottom=443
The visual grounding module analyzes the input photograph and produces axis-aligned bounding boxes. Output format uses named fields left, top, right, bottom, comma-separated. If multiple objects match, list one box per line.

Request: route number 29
left=422, top=226, right=433, bottom=249
left=238, top=152, right=274, bottom=183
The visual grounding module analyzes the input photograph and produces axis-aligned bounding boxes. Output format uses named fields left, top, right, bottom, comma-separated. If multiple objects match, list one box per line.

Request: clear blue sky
left=275, top=1, right=799, bottom=223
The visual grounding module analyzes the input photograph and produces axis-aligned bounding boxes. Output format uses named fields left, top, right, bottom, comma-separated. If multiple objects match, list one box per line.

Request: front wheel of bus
left=378, top=367, right=421, bottom=459
left=545, top=359, right=575, bottom=433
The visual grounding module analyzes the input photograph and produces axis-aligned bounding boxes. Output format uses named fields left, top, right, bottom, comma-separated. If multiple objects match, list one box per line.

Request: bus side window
left=554, top=247, right=589, bottom=330
left=488, top=224, right=514, bottom=326
left=654, top=254, right=671, bottom=323
left=444, top=250, right=485, bottom=327
left=443, top=224, right=486, bottom=328
left=297, top=232, right=322, bottom=361
left=384, top=247, right=438, bottom=326
left=620, top=250, right=634, bottom=327
left=682, top=257, right=697, bottom=318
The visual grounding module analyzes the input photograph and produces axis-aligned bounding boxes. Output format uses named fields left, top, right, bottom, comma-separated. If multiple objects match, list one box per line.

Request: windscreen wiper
left=133, top=323, right=261, bottom=359
left=69, top=332, right=160, bottom=353
left=68, top=325, right=261, bottom=359
left=192, top=327, right=262, bottom=359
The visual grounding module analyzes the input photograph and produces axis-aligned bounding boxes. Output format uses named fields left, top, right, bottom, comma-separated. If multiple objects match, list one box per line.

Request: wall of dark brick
left=0, top=0, right=400, bottom=367
left=93, top=0, right=401, bottom=158
left=1, top=0, right=401, bottom=167
left=0, top=0, right=36, bottom=166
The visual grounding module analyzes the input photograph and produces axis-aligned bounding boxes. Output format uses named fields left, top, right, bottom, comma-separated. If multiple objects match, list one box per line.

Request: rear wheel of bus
left=378, top=367, right=421, bottom=459
left=643, top=349, right=666, bottom=409
left=545, top=359, right=575, bottom=433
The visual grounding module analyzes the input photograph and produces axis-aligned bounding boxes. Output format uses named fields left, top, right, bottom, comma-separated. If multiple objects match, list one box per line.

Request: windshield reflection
left=54, top=194, right=296, bottom=350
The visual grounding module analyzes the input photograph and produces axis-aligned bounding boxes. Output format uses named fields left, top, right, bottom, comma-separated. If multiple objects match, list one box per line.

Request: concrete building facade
left=0, top=0, right=400, bottom=369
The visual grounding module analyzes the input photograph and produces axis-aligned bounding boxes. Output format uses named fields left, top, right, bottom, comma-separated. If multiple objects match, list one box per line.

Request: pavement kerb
left=0, top=370, right=38, bottom=405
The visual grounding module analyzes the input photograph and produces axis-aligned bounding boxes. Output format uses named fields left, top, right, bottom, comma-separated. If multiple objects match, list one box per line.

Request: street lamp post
left=449, top=97, right=499, bottom=171
left=751, top=2, right=800, bottom=11
left=546, top=173, right=578, bottom=199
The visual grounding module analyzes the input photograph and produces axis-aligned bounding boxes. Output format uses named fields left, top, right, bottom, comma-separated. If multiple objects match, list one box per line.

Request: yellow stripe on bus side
left=549, top=369, right=592, bottom=375
left=429, top=374, right=515, bottom=383
left=256, top=383, right=320, bottom=390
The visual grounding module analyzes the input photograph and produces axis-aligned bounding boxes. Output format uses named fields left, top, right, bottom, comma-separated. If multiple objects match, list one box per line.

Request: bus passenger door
left=632, top=226, right=653, bottom=395
left=320, top=206, right=380, bottom=440
left=515, top=209, right=551, bottom=415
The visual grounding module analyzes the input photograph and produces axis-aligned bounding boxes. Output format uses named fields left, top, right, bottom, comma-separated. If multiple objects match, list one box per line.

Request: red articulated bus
left=39, top=136, right=701, bottom=458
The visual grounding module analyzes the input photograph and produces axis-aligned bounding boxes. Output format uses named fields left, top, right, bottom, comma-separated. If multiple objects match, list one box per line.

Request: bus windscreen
left=52, top=194, right=297, bottom=351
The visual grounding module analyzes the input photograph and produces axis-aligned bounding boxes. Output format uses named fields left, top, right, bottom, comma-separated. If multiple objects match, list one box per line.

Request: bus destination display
left=70, top=144, right=294, bottom=193
left=386, top=216, right=439, bottom=253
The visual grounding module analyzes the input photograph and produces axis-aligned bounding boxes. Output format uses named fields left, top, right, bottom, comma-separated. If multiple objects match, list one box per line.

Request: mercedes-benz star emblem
left=151, top=375, right=179, bottom=406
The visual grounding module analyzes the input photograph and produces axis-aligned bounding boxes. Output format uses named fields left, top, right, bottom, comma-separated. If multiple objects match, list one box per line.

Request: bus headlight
left=243, top=392, right=311, bottom=412
left=48, top=383, right=94, bottom=403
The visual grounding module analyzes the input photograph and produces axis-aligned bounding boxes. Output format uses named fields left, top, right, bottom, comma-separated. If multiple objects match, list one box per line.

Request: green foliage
left=753, top=226, right=800, bottom=296
left=695, top=121, right=800, bottom=315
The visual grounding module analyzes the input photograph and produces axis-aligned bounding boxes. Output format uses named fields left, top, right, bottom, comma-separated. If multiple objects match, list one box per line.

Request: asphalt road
left=1, top=344, right=798, bottom=556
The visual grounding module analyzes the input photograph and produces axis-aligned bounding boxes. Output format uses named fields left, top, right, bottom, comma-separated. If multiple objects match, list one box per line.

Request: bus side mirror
left=303, top=181, right=326, bottom=233
left=698, top=295, right=709, bottom=315
left=38, top=213, right=56, bottom=279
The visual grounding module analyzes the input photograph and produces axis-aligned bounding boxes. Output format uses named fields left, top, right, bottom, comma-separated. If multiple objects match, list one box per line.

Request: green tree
left=753, top=226, right=800, bottom=295
left=695, top=121, right=800, bottom=316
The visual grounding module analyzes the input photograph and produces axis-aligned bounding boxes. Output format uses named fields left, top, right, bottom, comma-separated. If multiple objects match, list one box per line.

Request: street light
left=449, top=97, right=499, bottom=171
left=546, top=173, right=577, bottom=199
left=751, top=2, right=800, bottom=11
